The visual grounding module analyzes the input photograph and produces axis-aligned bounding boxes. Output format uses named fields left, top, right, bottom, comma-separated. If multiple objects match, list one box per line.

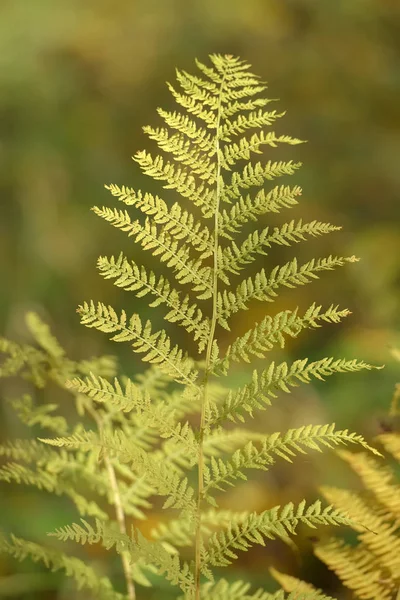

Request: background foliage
left=0, top=1, right=399, bottom=598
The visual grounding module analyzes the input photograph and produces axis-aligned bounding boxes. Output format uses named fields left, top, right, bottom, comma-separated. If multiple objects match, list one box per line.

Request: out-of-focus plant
left=274, top=347, right=400, bottom=600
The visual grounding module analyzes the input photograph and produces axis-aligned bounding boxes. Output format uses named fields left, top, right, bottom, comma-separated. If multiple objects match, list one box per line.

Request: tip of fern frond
left=347, top=255, right=360, bottom=263
left=37, top=437, right=53, bottom=445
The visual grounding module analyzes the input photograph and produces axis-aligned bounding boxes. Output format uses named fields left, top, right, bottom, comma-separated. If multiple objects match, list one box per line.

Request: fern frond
left=219, top=184, right=302, bottom=239
left=203, top=425, right=378, bottom=502
left=156, top=109, right=214, bottom=152
left=0, top=337, right=46, bottom=383
left=219, top=221, right=341, bottom=278
left=105, top=184, right=213, bottom=256
left=222, top=131, right=303, bottom=168
left=77, top=302, right=198, bottom=385
left=0, top=532, right=124, bottom=600
left=25, top=312, right=66, bottom=359
left=0, top=438, right=58, bottom=464
left=198, top=578, right=273, bottom=600
left=315, top=539, right=395, bottom=600
left=217, top=255, right=359, bottom=326
left=150, top=508, right=251, bottom=554
left=220, top=108, right=285, bottom=139
left=199, top=577, right=334, bottom=600
left=50, top=519, right=194, bottom=594
left=167, top=83, right=218, bottom=128
left=0, top=462, right=108, bottom=519
left=0, top=54, right=380, bottom=598
left=67, top=374, right=198, bottom=460
left=97, top=254, right=210, bottom=350
left=92, top=207, right=213, bottom=297
left=337, top=449, right=400, bottom=519
left=378, top=432, right=400, bottom=461
left=216, top=305, right=351, bottom=370
left=143, top=126, right=215, bottom=179
left=209, top=358, right=374, bottom=424
left=223, top=160, right=302, bottom=202
left=9, top=395, right=69, bottom=434
left=270, top=567, right=321, bottom=594
left=134, top=150, right=216, bottom=217
left=202, top=443, right=273, bottom=501
left=66, top=373, right=150, bottom=413
left=40, top=430, right=196, bottom=514
left=204, top=500, right=354, bottom=567
left=320, top=486, right=400, bottom=577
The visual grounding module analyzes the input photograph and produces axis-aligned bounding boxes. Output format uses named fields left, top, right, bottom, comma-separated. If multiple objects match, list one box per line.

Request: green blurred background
left=0, top=0, right=399, bottom=598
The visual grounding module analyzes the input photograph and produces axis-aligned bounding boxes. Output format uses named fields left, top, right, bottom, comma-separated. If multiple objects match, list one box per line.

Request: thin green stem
left=194, top=67, right=227, bottom=600
left=86, top=403, right=136, bottom=600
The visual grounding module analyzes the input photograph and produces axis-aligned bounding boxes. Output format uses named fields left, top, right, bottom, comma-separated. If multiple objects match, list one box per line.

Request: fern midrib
left=194, top=67, right=227, bottom=600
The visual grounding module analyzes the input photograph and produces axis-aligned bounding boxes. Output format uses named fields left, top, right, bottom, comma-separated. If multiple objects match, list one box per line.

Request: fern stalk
left=89, top=403, right=136, bottom=600
left=105, top=455, right=136, bottom=599
left=194, top=63, right=227, bottom=600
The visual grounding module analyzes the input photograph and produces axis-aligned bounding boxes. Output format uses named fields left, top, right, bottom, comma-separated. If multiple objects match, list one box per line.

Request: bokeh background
left=0, top=0, right=399, bottom=598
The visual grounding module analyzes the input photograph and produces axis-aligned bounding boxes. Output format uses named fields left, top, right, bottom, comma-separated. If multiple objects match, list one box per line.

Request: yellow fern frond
left=204, top=500, right=354, bottom=567
left=219, top=184, right=302, bottom=239
left=209, top=357, right=374, bottom=425
left=105, top=184, right=213, bottom=255
left=0, top=533, right=124, bottom=600
left=222, top=131, right=303, bottom=168
left=270, top=567, right=321, bottom=594
left=223, top=160, right=302, bottom=202
left=219, top=220, right=341, bottom=279
left=77, top=301, right=198, bottom=385
left=320, top=486, right=400, bottom=578
left=378, top=432, right=400, bottom=461
left=97, top=254, right=210, bottom=349
left=337, top=449, right=400, bottom=519
left=217, top=255, right=359, bottom=327
left=216, top=304, right=351, bottom=369
left=315, top=539, right=395, bottom=600
left=49, top=520, right=195, bottom=595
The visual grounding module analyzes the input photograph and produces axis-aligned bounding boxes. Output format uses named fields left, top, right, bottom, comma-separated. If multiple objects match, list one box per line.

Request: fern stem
left=86, top=404, right=136, bottom=600
left=194, top=65, right=227, bottom=600
left=104, top=455, right=136, bottom=600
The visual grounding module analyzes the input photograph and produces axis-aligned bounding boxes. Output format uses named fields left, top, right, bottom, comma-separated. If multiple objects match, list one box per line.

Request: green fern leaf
left=199, top=577, right=335, bottom=600
left=49, top=519, right=195, bottom=595
left=216, top=304, right=351, bottom=369
left=203, top=424, right=378, bottom=502
left=77, top=301, right=198, bottom=385
left=97, top=253, right=210, bottom=349
left=40, top=429, right=196, bottom=514
left=209, top=357, right=374, bottom=424
left=204, top=500, right=355, bottom=567
left=219, top=184, right=302, bottom=239
left=217, top=255, right=359, bottom=326
left=0, top=532, right=124, bottom=600
left=219, top=221, right=341, bottom=279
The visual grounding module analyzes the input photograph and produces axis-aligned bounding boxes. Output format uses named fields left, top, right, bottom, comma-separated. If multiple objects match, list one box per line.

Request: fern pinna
left=0, top=54, right=381, bottom=600
left=273, top=349, right=400, bottom=600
